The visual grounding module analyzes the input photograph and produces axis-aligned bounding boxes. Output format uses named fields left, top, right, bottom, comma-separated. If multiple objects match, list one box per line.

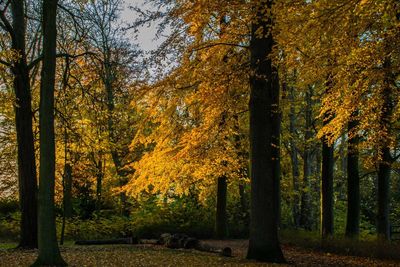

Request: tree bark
left=33, top=0, right=66, bottom=265
left=376, top=57, right=393, bottom=241
left=96, top=159, right=104, bottom=211
left=345, top=116, right=360, bottom=238
left=321, top=119, right=334, bottom=239
left=300, top=86, right=313, bottom=230
left=215, top=176, right=227, bottom=239
left=246, top=0, right=285, bottom=262
left=377, top=147, right=391, bottom=241
left=289, top=84, right=300, bottom=227
left=10, top=0, right=38, bottom=249
left=63, top=163, right=73, bottom=218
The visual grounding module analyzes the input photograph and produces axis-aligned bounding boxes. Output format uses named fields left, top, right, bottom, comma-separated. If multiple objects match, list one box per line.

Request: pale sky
left=121, top=0, right=163, bottom=51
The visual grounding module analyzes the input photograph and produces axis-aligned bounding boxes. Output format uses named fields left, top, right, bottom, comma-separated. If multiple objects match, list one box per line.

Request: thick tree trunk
left=246, top=0, right=285, bottom=262
left=215, top=176, right=227, bottom=239
left=345, top=117, right=360, bottom=238
left=376, top=57, right=393, bottom=241
left=11, top=0, right=38, bottom=249
left=300, top=86, right=313, bottom=230
left=34, top=0, right=66, bottom=265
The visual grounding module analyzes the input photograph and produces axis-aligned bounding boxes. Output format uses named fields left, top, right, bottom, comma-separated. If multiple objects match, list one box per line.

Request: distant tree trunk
left=289, top=84, right=300, bottom=227
left=10, top=0, right=38, bottom=249
left=376, top=57, right=394, bottom=241
left=60, top=162, right=72, bottom=246
left=96, top=159, right=104, bottom=211
left=321, top=119, right=334, bottom=239
left=313, top=147, right=322, bottom=225
left=345, top=116, right=360, bottom=239
left=238, top=182, right=247, bottom=218
left=63, top=163, right=73, bottom=218
left=33, top=0, right=66, bottom=265
left=232, top=115, right=248, bottom=220
left=300, top=86, right=313, bottom=230
left=337, top=134, right=347, bottom=200
left=215, top=176, right=227, bottom=239
left=246, top=0, right=285, bottom=262
left=377, top=147, right=391, bottom=241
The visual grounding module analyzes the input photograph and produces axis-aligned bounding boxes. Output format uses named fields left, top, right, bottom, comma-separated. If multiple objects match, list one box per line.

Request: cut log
left=157, top=233, right=231, bottom=256
left=196, top=242, right=232, bottom=257
left=139, top=239, right=158, bottom=245
left=75, top=237, right=137, bottom=245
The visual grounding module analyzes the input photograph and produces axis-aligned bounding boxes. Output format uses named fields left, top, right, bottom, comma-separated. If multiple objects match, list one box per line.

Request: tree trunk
left=376, top=57, right=393, bottom=241
left=289, top=84, right=300, bottom=227
left=345, top=116, right=360, bottom=239
left=246, top=0, right=285, bottom=262
left=33, top=0, right=66, bottom=265
left=321, top=119, right=334, bottom=239
left=300, top=86, right=313, bottom=230
left=63, top=163, right=73, bottom=218
left=238, top=182, right=248, bottom=219
left=215, top=176, right=227, bottom=239
left=10, top=0, right=38, bottom=249
left=377, top=147, right=391, bottom=241
left=96, top=159, right=103, bottom=211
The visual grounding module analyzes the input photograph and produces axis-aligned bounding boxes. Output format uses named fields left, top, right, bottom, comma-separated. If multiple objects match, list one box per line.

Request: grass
left=0, top=242, right=16, bottom=249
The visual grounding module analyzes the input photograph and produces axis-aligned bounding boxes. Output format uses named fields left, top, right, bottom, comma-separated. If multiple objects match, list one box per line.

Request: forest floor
left=0, top=240, right=399, bottom=266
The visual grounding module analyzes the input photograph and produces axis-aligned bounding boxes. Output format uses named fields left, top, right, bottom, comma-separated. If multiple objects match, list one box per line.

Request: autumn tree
left=246, top=0, right=285, bottom=262
left=82, top=0, right=139, bottom=216
left=33, top=0, right=66, bottom=265
left=0, top=0, right=39, bottom=249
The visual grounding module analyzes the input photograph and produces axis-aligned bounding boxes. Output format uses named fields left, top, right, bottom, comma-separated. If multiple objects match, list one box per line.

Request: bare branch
left=28, top=51, right=97, bottom=70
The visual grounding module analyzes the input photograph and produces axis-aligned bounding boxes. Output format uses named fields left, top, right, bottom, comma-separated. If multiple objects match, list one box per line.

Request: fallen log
left=157, top=233, right=231, bottom=257
left=75, top=237, right=137, bottom=245
left=196, top=242, right=232, bottom=257
left=139, top=239, right=158, bottom=245
left=74, top=233, right=232, bottom=257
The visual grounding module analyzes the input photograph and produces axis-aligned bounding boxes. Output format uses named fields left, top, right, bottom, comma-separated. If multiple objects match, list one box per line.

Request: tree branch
left=191, top=42, right=249, bottom=52
left=28, top=51, right=96, bottom=70
left=0, top=0, right=14, bottom=40
left=0, top=58, right=11, bottom=67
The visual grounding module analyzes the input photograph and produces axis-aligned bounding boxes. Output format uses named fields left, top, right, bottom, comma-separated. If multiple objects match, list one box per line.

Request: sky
left=121, top=0, right=163, bottom=52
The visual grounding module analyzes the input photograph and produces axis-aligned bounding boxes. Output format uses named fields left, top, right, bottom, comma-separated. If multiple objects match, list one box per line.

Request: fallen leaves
left=0, top=241, right=399, bottom=266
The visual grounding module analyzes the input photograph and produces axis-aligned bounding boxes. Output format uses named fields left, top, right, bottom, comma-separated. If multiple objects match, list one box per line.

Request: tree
left=0, top=0, right=39, bottom=249
left=33, top=0, right=66, bottom=265
left=300, top=86, right=314, bottom=230
left=82, top=0, right=139, bottom=216
left=215, top=175, right=227, bottom=239
left=376, top=56, right=395, bottom=241
left=345, top=114, right=360, bottom=238
left=246, top=0, right=285, bottom=262
left=321, top=120, right=334, bottom=239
